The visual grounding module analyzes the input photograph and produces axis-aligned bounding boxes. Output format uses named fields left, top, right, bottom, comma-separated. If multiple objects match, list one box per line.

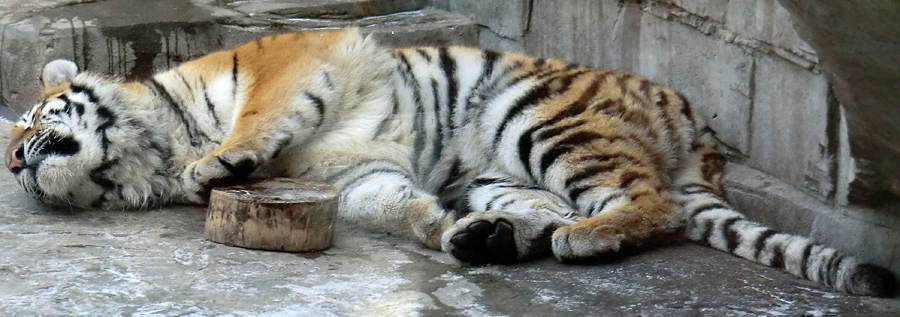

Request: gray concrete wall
left=0, top=0, right=478, bottom=117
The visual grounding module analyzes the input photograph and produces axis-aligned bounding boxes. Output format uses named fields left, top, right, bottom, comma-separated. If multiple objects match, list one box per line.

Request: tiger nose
left=8, top=146, right=24, bottom=173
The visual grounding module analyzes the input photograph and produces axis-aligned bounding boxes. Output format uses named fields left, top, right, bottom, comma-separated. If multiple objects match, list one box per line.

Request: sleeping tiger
left=4, top=29, right=895, bottom=296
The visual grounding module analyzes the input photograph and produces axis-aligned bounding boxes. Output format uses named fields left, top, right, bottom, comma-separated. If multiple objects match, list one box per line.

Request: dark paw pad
left=216, top=156, right=257, bottom=178
left=450, top=220, right=517, bottom=265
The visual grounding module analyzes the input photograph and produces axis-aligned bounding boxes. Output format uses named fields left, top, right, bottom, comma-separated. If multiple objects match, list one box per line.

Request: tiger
left=3, top=29, right=895, bottom=296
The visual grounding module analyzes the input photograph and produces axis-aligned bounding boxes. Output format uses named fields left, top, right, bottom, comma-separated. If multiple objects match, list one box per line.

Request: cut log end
left=204, top=178, right=340, bottom=252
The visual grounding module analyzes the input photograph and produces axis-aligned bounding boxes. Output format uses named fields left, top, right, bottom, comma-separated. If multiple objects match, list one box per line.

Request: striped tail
left=678, top=189, right=897, bottom=297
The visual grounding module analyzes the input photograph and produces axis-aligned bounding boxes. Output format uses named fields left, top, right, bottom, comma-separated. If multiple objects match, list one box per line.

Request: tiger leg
left=325, top=159, right=456, bottom=250
left=551, top=163, right=682, bottom=262
left=180, top=108, right=304, bottom=203
left=442, top=174, right=582, bottom=265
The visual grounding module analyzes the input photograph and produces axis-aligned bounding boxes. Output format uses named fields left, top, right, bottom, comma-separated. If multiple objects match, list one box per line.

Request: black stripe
left=827, top=255, right=844, bottom=287
left=149, top=79, right=204, bottom=146
left=699, top=219, right=715, bottom=246
left=538, top=131, right=603, bottom=176
left=95, top=106, right=116, bottom=131
left=676, top=92, right=696, bottom=127
left=535, top=120, right=587, bottom=142
left=619, top=171, right=649, bottom=188
left=322, top=71, right=335, bottom=91
left=270, top=137, right=293, bottom=159
left=91, top=195, right=106, bottom=209
left=37, top=133, right=80, bottom=157
left=516, top=125, right=541, bottom=180
left=688, top=202, right=727, bottom=218
left=723, top=218, right=741, bottom=252
left=798, top=244, right=813, bottom=279
left=819, top=252, right=844, bottom=286
left=200, top=78, right=221, bottom=127
left=752, top=229, right=776, bottom=260
left=304, top=92, right=326, bottom=127
left=564, top=162, right=618, bottom=188
left=496, top=183, right=544, bottom=191
left=411, top=87, right=425, bottom=174
left=567, top=185, right=591, bottom=202
left=373, top=91, right=400, bottom=139
left=232, top=52, right=239, bottom=101
left=680, top=183, right=718, bottom=195
left=175, top=70, right=193, bottom=96
left=464, top=50, right=499, bottom=116
left=439, top=159, right=463, bottom=190
left=338, top=169, right=410, bottom=193
left=70, top=84, right=99, bottom=103
left=323, top=159, right=411, bottom=189
left=656, top=94, right=681, bottom=151
left=89, top=159, right=117, bottom=190
left=395, top=51, right=415, bottom=84
left=589, top=192, right=626, bottom=216
left=429, top=78, right=444, bottom=172
left=499, top=200, right=516, bottom=210
left=493, top=70, right=592, bottom=148
left=638, top=79, right=652, bottom=101
left=438, top=47, right=459, bottom=138
left=484, top=192, right=509, bottom=211
left=565, top=154, right=627, bottom=185
left=469, top=177, right=504, bottom=188
left=770, top=239, right=785, bottom=269
left=492, top=83, right=552, bottom=147
left=416, top=48, right=432, bottom=63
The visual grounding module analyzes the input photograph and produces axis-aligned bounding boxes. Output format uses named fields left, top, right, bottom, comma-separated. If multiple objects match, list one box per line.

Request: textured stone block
left=749, top=53, right=832, bottom=197
left=521, top=0, right=629, bottom=70
left=636, top=12, right=754, bottom=154
left=430, top=0, right=527, bottom=39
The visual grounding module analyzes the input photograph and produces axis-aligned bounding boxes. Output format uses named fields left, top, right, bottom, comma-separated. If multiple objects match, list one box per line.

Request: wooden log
left=204, top=178, right=340, bottom=252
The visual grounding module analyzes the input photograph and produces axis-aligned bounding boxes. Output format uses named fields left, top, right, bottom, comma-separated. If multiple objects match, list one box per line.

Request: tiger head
left=4, top=60, right=180, bottom=209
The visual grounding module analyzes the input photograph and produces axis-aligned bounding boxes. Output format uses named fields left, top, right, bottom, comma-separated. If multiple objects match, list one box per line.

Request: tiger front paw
left=179, top=151, right=261, bottom=203
left=441, top=211, right=557, bottom=265
left=445, top=219, right=518, bottom=265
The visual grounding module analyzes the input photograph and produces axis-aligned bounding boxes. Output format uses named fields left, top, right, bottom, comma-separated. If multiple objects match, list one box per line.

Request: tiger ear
left=41, top=59, right=79, bottom=87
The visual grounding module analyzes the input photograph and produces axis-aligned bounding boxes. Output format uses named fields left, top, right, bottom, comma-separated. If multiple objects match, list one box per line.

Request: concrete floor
left=2, top=123, right=899, bottom=316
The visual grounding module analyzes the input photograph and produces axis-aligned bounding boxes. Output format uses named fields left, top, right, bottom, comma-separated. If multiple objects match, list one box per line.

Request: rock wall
left=0, top=0, right=478, bottom=117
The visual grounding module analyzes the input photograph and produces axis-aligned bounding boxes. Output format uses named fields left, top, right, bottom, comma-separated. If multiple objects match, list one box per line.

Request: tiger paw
left=445, top=220, right=518, bottom=265
left=180, top=151, right=261, bottom=201
left=441, top=211, right=556, bottom=265
left=184, top=151, right=259, bottom=184
left=550, top=223, right=625, bottom=262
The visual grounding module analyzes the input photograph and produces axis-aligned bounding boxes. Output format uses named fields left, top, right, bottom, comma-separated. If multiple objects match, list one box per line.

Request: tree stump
left=204, top=178, right=340, bottom=252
